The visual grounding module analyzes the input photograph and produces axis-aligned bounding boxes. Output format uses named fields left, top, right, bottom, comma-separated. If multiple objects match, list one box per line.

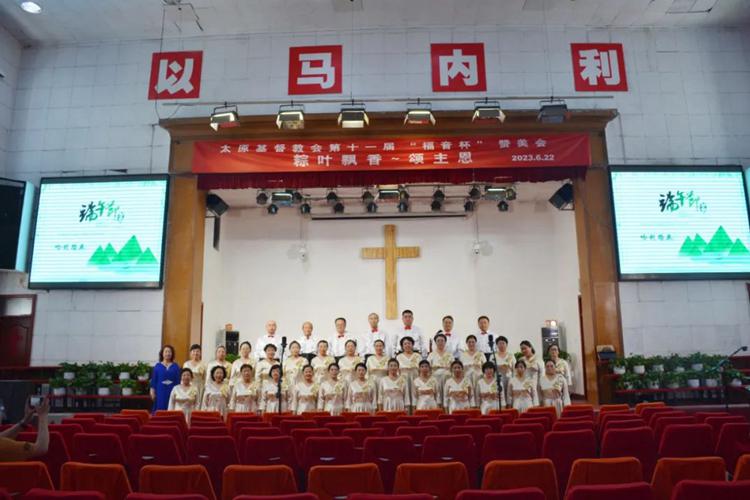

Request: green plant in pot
left=135, top=362, right=151, bottom=382
left=663, top=371, right=683, bottom=389
left=611, top=357, right=627, bottom=375
left=628, top=354, right=647, bottom=375
left=96, top=375, right=113, bottom=396
left=49, top=377, right=67, bottom=396
left=617, top=372, right=644, bottom=390
left=72, top=376, right=95, bottom=395
left=648, top=355, right=667, bottom=373
left=703, top=366, right=721, bottom=388
left=119, top=378, right=137, bottom=396
left=644, top=370, right=662, bottom=389
left=725, top=367, right=744, bottom=386
left=59, top=362, right=78, bottom=381
left=117, top=363, right=133, bottom=381
left=666, top=354, right=686, bottom=373
left=683, top=369, right=702, bottom=388
left=687, top=352, right=705, bottom=372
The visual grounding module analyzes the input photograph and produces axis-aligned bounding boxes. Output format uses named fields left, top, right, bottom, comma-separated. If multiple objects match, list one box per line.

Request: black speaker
left=0, top=180, right=26, bottom=270
left=225, top=330, right=239, bottom=355
left=549, top=183, right=574, bottom=210
left=207, top=194, right=229, bottom=216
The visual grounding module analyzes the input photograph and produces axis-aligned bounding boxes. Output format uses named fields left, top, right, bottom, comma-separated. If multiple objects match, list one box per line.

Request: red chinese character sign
left=431, top=43, right=487, bottom=92
left=571, top=43, right=628, bottom=92
left=288, top=45, right=343, bottom=95
left=191, top=134, right=590, bottom=174
left=148, top=51, right=203, bottom=100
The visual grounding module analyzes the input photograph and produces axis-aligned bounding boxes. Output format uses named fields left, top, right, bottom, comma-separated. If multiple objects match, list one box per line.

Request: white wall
left=1, top=24, right=748, bottom=368
left=202, top=183, right=584, bottom=391
left=0, top=24, right=21, bottom=177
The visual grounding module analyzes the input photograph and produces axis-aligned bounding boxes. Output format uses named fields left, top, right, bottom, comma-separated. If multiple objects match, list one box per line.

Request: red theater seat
left=17, top=431, right=69, bottom=488
left=0, top=461, right=54, bottom=496
left=456, top=488, right=546, bottom=500
left=221, top=464, right=298, bottom=498
left=502, top=423, right=545, bottom=456
left=481, top=432, right=539, bottom=464
left=393, top=462, right=470, bottom=500
left=715, top=422, right=750, bottom=472
left=362, top=436, right=417, bottom=493
left=565, top=482, right=653, bottom=500
left=186, top=435, right=238, bottom=498
left=671, top=480, right=750, bottom=500
left=542, top=430, right=597, bottom=497
left=600, top=427, right=658, bottom=481
left=60, top=462, right=133, bottom=500
left=657, top=424, right=714, bottom=458
left=242, top=436, right=298, bottom=471
left=421, top=435, right=478, bottom=486
left=301, top=436, right=357, bottom=471
left=22, top=488, right=105, bottom=499
left=307, top=463, right=384, bottom=500
left=72, top=433, right=127, bottom=465
left=138, top=464, right=215, bottom=500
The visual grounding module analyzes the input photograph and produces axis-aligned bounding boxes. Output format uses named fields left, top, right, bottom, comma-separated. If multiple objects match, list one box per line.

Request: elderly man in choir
left=362, top=312, right=391, bottom=357
left=254, top=320, right=281, bottom=359
left=475, top=315, right=496, bottom=357
left=394, top=309, right=425, bottom=355
left=439, top=315, right=462, bottom=358
left=331, top=317, right=357, bottom=358
left=294, top=321, right=318, bottom=362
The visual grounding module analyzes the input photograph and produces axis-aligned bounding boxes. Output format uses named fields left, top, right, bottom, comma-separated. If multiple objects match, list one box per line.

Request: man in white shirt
left=331, top=317, right=357, bottom=358
left=254, top=320, right=281, bottom=359
left=394, top=309, right=425, bottom=355
left=294, top=321, right=318, bottom=361
left=475, top=315, right=496, bottom=357
left=362, top=312, right=390, bottom=357
left=439, top=315, right=462, bottom=358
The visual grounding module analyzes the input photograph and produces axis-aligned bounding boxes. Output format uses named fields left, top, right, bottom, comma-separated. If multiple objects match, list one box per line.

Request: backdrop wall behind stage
left=201, top=182, right=584, bottom=392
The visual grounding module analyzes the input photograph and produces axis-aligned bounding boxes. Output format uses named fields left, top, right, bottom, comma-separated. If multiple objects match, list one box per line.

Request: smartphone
left=29, top=396, right=42, bottom=408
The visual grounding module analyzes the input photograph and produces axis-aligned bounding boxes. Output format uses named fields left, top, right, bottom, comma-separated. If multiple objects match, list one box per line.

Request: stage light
left=276, top=103, right=305, bottom=129
left=326, top=191, right=339, bottom=204
left=433, top=188, right=445, bottom=202
left=404, top=101, right=435, bottom=126
left=300, top=202, right=311, bottom=214
left=484, top=186, right=507, bottom=201
left=256, top=191, right=268, bottom=205
left=271, top=191, right=295, bottom=206
left=20, top=1, right=41, bottom=14
left=538, top=99, right=569, bottom=124
left=472, top=100, right=505, bottom=123
left=338, top=102, right=369, bottom=128
left=366, top=201, right=378, bottom=213
left=333, top=202, right=345, bottom=213
left=209, top=103, right=240, bottom=131
left=497, top=201, right=509, bottom=212
left=397, top=200, right=409, bottom=213
left=362, top=190, right=375, bottom=203
left=549, top=183, right=574, bottom=210
left=505, top=187, right=517, bottom=201
left=378, top=187, right=400, bottom=200
left=468, top=185, right=481, bottom=201
left=292, top=191, right=304, bottom=204
left=267, top=203, right=279, bottom=215
left=431, top=200, right=442, bottom=212
left=399, top=188, right=410, bottom=201
left=464, top=200, right=475, bottom=212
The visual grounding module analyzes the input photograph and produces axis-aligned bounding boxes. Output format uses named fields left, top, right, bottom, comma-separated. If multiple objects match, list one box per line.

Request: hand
left=21, top=398, right=36, bottom=425
left=149, top=389, right=156, bottom=401
left=35, top=397, right=50, bottom=418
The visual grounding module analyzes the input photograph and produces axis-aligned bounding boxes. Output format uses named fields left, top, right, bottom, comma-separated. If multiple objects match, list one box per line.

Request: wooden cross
left=361, top=224, right=420, bottom=319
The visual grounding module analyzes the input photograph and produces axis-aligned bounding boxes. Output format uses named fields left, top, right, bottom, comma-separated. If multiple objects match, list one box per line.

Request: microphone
left=281, top=336, right=288, bottom=348
left=488, top=334, right=494, bottom=348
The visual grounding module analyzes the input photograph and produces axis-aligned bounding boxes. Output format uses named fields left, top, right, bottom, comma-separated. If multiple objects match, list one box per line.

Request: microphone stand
left=717, top=346, right=747, bottom=412
left=277, top=337, right=287, bottom=414
left=489, top=336, right=503, bottom=412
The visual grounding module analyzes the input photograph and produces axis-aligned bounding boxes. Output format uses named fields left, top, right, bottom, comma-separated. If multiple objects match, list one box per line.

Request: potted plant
left=226, top=353, right=239, bottom=364
left=120, top=378, right=137, bottom=396
left=617, top=373, right=643, bottom=390
left=72, top=376, right=94, bottom=395
left=703, top=366, right=721, bottom=388
left=725, top=367, right=744, bottom=387
left=96, top=376, right=113, bottom=396
left=648, top=355, right=667, bottom=373
left=60, top=362, right=78, bottom=381
left=684, top=370, right=701, bottom=388
left=628, top=354, right=647, bottom=375
left=645, top=371, right=662, bottom=389
left=117, top=363, right=133, bottom=381
left=135, top=362, right=151, bottom=382
left=611, top=358, right=627, bottom=375
left=688, top=352, right=705, bottom=372
left=663, top=371, right=683, bottom=389
left=49, top=377, right=68, bottom=396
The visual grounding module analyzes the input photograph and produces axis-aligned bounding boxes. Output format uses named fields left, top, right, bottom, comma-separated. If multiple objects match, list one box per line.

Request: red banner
left=191, top=134, right=590, bottom=174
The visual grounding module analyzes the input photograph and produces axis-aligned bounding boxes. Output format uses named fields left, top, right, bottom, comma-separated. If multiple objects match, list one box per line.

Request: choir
left=156, top=311, right=574, bottom=421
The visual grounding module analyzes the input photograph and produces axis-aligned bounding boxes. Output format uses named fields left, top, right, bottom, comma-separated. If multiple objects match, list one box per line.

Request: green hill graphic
left=729, top=239, right=750, bottom=256
left=677, top=226, right=750, bottom=264
left=88, top=246, right=111, bottom=266
left=693, top=234, right=707, bottom=252
left=103, top=243, right=117, bottom=260
left=137, top=248, right=158, bottom=265
left=112, top=235, right=142, bottom=263
left=704, top=226, right=733, bottom=254
left=87, top=236, right=158, bottom=271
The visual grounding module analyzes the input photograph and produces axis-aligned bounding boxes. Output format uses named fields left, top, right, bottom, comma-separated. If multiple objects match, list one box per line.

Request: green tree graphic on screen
left=87, top=235, right=158, bottom=273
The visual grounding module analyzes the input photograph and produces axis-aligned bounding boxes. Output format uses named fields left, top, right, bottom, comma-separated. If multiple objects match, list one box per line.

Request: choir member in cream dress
left=311, top=340, right=335, bottom=384
left=396, top=337, right=421, bottom=403
left=230, top=342, right=256, bottom=387
left=378, top=359, right=409, bottom=412
left=475, top=361, right=505, bottom=415
left=183, top=344, right=206, bottom=402
left=260, top=365, right=290, bottom=413
left=168, top=368, right=199, bottom=422
left=255, top=344, right=279, bottom=384
left=547, top=345, right=573, bottom=387
left=366, top=339, right=389, bottom=396
left=520, top=341, right=544, bottom=389
left=292, top=365, right=319, bottom=415
left=205, top=345, right=232, bottom=388
left=346, top=363, right=377, bottom=413
left=494, top=336, right=516, bottom=397
left=318, top=363, right=347, bottom=416
left=229, top=363, right=259, bottom=413
left=459, top=335, right=486, bottom=385
left=427, top=333, right=453, bottom=402
left=508, top=360, right=538, bottom=413
left=338, top=340, right=363, bottom=382
left=539, top=359, right=571, bottom=417
left=443, top=360, right=475, bottom=414
left=413, top=360, right=440, bottom=410
left=202, top=365, right=230, bottom=418
left=284, top=341, right=307, bottom=384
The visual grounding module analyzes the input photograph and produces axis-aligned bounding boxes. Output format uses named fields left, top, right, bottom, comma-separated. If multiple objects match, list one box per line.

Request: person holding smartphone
left=0, top=397, right=49, bottom=462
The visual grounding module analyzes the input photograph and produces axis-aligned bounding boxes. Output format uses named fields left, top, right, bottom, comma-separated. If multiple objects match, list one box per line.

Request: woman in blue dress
left=150, top=344, right=181, bottom=412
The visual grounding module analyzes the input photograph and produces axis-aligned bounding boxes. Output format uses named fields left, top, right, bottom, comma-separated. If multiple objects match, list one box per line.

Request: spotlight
left=267, top=204, right=279, bottom=215
left=464, top=200, right=475, bottom=212
left=497, top=201, right=509, bottom=212
left=399, top=189, right=410, bottom=201
left=271, top=191, right=295, bottom=206
left=431, top=200, right=442, bottom=212
left=292, top=191, right=304, bottom=204
left=300, top=202, right=311, bottom=214
left=538, top=99, right=569, bottom=124
left=468, top=185, right=482, bottom=201
left=505, top=187, right=517, bottom=201
left=20, top=2, right=41, bottom=14
left=484, top=186, right=508, bottom=201
left=333, top=202, right=345, bottom=214
left=366, top=201, right=378, bottom=213
left=326, top=191, right=339, bottom=204
left=362, top=190, right=375, bottom=203
left=338, top=102, right=369, bottom=128
left=276, top=103, right=305, bottom=129
left=549, top=183, right=574, bottom=210
left=432, top=188, right=445, bottom=202
left=397, top=200, right=409, bottom=213
left=472, top=100, right=506, bottom=123
left=209, top=103, right=240, bottom=131
left=256, top=191, right=268, bottom=205
left=404, top=101, right=435, bottom=126
left=378, top=187, right=401, bottom=200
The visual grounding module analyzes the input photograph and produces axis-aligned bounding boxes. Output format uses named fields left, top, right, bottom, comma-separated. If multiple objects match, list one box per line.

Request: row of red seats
left=3, top=455, right=750, bottom=500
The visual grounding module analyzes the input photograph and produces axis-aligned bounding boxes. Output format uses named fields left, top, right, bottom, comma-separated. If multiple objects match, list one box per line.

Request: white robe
left=205, top=360, right=232, bottom=387
left=459, top=350, right=486, bottom=385
left=283, top=356, right=307, bottom=385
left=413, top=376, right=440, bottom=410
left=292, top=380, right=319, bottom=415
left=230, top=357, right=256, bottom=387
left=378, top=376, right=408, bottom=411
left=338, top=355, right=363, bottom=382
left=443, top=376, right=474, bottom=414
left=539, top=374, right=571, bottom=417
left=229, top=380, right=259, bottom=413
left=201, top=380, right=230, bottom=418
left=168, top=384, right=199, bottom=422
left=361, top=329, right=391, bottom=357
left=508, top=375, right=538, bottom=413
left=294, top=335, right=319, bottom=356
left=311, top=355, right=335, bottom=384
left=259, top=379, right=290, bottom=413
left=318, top=378, right=347, bottom=415
left=255, top=358, right=278, bottom=384
left=475, top=376, right=505, bottom=415
left=346, top=379, right=377, bottom=413
left=427, top=350, right=453, bottom=402
left=254, top=335, right=281, bottom=360
left=395, top=326, right=425, bottom=354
